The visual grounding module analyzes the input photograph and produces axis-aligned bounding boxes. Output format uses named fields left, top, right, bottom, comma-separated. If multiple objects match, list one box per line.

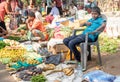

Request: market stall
left=1, top=8, right=120, bottom=81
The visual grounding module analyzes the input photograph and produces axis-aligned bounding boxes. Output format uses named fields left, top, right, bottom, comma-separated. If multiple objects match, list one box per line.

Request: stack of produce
left=0, top=46, right=26, bottom=63
left=0, top=39, right=26, bottom=64
left=53, top=26, right=73, bottom=39
left=31, top=74, right=47, bottom=82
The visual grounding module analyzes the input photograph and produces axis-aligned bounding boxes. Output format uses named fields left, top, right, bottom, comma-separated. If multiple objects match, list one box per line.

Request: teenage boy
left=63, top=7, right=106, bottom=62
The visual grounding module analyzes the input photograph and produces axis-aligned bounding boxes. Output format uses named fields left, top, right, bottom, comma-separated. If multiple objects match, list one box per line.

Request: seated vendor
left=26, top=11, right=48, bottom=41
left=45, top=1, right=60, bottom=23
left=63, top=7, right=106, bottom=62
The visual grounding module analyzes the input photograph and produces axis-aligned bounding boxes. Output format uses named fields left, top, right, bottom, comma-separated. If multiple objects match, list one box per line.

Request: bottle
left=61, top=50, right=65, bottom=63
left=76, top=62, right=83, bottom=77
left=74, top=62, right=83, bottom=82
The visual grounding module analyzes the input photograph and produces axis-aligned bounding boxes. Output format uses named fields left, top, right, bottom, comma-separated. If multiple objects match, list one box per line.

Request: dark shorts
left=0, top=21, right=6, bottom=30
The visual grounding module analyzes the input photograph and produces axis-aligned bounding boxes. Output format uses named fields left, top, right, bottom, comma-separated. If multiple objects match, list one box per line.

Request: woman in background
left=0, top=0, right=17, bottom=30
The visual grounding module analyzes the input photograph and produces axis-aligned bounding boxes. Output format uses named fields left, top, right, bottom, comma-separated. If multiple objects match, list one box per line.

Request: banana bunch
left=27, top=59, right=40, bottom=65
left=0, top=47, right=26, bottom=62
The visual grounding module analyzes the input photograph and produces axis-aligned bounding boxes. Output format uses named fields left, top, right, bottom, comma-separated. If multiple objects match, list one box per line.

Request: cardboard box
left=48, top=43, right=69, bottom=54
left=61, top=20, right=69, bottom=27
left=47, top=38, right=69, bottom=54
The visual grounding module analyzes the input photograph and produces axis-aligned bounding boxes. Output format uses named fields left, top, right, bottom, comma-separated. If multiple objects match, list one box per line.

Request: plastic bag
left=45, top=54, right=61, bottom=65
left=83, top=70, right=116, bottom=82
left=11, top=58, right=42, bottom=70
left=114, top=76, right=120, bottom=82
left=37, top=47, right=51, bottom=57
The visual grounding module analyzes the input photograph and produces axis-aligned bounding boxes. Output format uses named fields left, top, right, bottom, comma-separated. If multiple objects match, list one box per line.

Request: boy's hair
left=91, top=7, right=101, bottom=15
left=28, top=11, right=35, bottom=17
left=70, top=4, right=74, bottom=6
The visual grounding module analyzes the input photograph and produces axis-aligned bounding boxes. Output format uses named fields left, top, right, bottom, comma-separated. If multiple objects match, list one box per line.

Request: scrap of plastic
left=83, top=70, right=116, bottom=82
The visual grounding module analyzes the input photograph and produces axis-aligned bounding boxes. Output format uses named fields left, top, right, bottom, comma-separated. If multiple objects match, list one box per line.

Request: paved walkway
left=0, top=62, right=16, bottom=82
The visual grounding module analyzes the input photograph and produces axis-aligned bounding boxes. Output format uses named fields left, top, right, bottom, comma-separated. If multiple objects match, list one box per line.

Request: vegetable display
left=31, top=74, right=47, bottom=82
left=7, top=36, right=21, bottom=41
left=99, top=33, right=119, bottom=54
left=0, top=46, right=26, bottom=62
left=0, top=41, right=9, bottom=49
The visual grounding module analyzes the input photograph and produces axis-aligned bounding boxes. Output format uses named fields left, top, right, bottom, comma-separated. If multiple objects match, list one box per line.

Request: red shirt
left=54, top=0, right=62, bottom=7
left=32, top=19, right=46, bottom=32
left=0, top=1, right=7, bottom=21
left=32, top=19, right=49, bottom=40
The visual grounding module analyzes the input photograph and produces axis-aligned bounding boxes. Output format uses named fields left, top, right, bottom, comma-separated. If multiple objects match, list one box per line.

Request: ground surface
left=0, top=51, right=120, bottom=82
left=0, top=62, right=16, bottom=82
left=86, top=52, right=120, bottom=75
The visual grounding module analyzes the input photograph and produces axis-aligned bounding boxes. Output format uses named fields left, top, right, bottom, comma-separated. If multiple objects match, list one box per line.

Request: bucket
left=56, top=22, right=60, bottom=26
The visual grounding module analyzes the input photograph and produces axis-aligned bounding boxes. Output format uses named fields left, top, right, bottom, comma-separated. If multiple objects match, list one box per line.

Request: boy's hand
left=86, top=22, right=91, bottom=26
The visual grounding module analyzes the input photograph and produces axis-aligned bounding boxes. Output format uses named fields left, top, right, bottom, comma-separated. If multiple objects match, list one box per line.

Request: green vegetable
left=31, top=74, right=47, bottom=82
left=0, top=41, right=9, bottom=49
left=47, top=28, right=54, bottom=40
left=60, top=26, right=72, bottom=34
left=93, top=33, right=119, bottom=54
left=7, top=36, right=21, bottom=41
left=17, top=26, right=27, bottom=32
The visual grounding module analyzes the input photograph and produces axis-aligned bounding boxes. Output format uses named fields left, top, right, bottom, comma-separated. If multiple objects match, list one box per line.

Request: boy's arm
left=80, top=21, right=91, bottom=27
left=95, top=14, right=107, bottom=32
left=30, top=20, right=41, bottom=31
left=94, top=22, right=106, bottom=32
left=26, top=19, right=33, bottom=30
left=80, top=19, right=92, bottom=27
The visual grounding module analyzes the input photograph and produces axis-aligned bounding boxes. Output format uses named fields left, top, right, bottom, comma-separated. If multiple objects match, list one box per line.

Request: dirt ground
left=0, top=62, right=16, bottom=82
left=86, top=51, right=120, bottom=76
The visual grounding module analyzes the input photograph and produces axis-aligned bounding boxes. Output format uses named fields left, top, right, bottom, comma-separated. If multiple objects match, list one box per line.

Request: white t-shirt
left=69, top=6, right=78, bottom=16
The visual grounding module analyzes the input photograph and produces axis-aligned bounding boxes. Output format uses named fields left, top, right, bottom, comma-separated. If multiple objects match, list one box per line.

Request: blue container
left=56, top=22, right=60, bottom=26
left=0, top=37, right=4, bottom=41
left=68, top=17, right=74, bottom=22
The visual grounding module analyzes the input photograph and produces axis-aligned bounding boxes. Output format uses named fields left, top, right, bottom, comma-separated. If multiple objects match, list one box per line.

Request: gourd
left=62, top=67, right=74, bottom=76
left=43, top=64, right=55, bottom=71
left=45, top=67, right=74, bottom=76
